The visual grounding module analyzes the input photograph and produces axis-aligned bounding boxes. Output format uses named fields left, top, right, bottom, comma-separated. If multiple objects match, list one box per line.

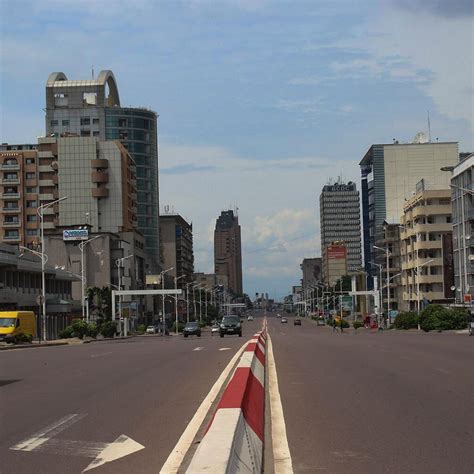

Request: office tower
left=160, top=213, right=194, bottom=285
left=214, top=210, right=243, bottom=295
left=320, top=180, right=362, bottom=280
left=400, top=186, right=454, bottom=310
left=359, top=141, right=458, bottom=284
left=450, top=153, right=473, bottom=302
left=300, top=258, right=322, bottom=289
left=45, top=70, right=160, bottom=270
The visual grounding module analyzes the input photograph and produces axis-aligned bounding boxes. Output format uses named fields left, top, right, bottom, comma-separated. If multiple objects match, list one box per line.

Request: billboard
left=146, top=275, right=161, bottom=285
left=63, top=229, right=89, bottom=241
left=327, top=245, right=347, bottom=260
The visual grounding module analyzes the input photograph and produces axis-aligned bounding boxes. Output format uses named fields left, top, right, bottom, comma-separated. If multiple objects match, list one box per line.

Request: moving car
left=220, top=316, right=242, bottom=337
left=277, top=313, right=281, bottom=318
left=0, top=311, right=36, bottom=343
left=281, top=317, right=288, bottom=323
left=146, top=325, right=158, bottom=334
left=211, top=324, right=220, bottom=335
left=247, top=315, right=254, bottom=321
left=294, top=318, right=301, bottom=326
left=183, top=321, right=201, bottom=338
left=317, top=317, right=326, bottom=326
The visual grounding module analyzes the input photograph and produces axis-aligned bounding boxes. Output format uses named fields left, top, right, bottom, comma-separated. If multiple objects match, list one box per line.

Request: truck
left=0, top=311, right=37, bottom=343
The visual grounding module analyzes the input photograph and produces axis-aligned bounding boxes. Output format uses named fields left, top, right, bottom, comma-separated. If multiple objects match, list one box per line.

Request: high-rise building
left=400, top=187, right=454, bottom=310
left=450, top=153, right=473, bottom=302
left=359, top=141, right=458, bottom=284
left=45, top=70, right=160, bottom=271
left=160, top=213, right=194, bottom=285
left=300, top=257, right=322, bottom=289
left=320, top=180, right=361, bottom=277
left=214, top=210, right=243, bottom=295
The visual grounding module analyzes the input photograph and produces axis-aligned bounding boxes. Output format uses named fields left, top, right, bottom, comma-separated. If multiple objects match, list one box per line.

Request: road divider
left=186, top=327, right=267, bottom=473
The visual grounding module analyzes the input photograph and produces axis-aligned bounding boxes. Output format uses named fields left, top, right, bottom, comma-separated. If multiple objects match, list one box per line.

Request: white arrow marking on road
left=219, top=348, right=231, bottom=351
left=193, top=347, right=204, bottom=351
left=83, top=434, right=145, bottom=472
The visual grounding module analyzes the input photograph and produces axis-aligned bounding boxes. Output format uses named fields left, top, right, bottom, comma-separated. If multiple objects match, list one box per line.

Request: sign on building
left=63, top=229, right=89, bottom=241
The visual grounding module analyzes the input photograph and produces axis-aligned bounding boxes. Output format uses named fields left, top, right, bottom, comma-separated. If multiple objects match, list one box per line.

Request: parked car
left=317, top=317, right=326, bottom=326
left=211, top=324, right=220, bottom=335
left=183, top=321, right=201, bottom=338
left=281, top=317, right=288, bottom=323
left=146, top=325, right=157, bottom=334
left=220, top=316, right=242, bottom=337
left=247, top=315, right=254, bottom=321
left=294, top=318, right=301, bottom=326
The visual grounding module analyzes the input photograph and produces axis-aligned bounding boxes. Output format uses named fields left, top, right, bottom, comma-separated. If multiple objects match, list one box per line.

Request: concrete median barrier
left=186, top=330, right=267, bottom=473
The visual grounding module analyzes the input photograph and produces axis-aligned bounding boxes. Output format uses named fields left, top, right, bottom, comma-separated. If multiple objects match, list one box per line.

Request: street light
left=159, top=267, right=174, bottom=335
left=369, top=261, right=384, bottom=327
left=78, top=235, right=103, bottom=321
left=374, top=245, right=391, bottom=327
left=174, top=274, right=186, bottom=334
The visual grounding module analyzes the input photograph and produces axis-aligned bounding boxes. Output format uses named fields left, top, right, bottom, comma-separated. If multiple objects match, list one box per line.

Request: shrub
left=337, top=319, right=350, bottom=328
left=59, top=325, right=74, bottom=339
left=419, top=305, right=468, bottom=332
left=71, top=319, right=89, bottom=339
left=353, top=320, right=364, bottom=330
left=171, top=321, right=185, bottom=333
left=136, top=324, right=146, bottom=334
left=14, top=333, right=33, bottom=344
left=394, top=312, right=419, bottom=330
left=87, top=323, right=98, bottom=339
left=100, top=321, right=118, bottom=338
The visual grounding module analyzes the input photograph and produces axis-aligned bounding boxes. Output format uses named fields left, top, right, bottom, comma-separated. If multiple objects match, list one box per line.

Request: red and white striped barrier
left=187, top=329, right=267, bottom=473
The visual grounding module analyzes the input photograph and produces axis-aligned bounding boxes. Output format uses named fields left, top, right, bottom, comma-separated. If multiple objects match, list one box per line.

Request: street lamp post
left=78, top=235, right=102, bottom=322
left=374, top=245, right=391, bottom=327
left=36, top=195, right=68, bottom=341
left=186, top=281, right=196, bottom=323
left=370, top=262, right=384, bottom=327
left=174, top=274, right=186, bottom=335
left=159, top=267, right=174, bottom=336
left=116, top=254, right=134, bottom=336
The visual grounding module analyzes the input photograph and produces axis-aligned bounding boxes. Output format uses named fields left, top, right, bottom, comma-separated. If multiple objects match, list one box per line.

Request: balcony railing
left=3, top=220, right=20, bottom=227
left=0, top=163, right=20, bottom=171
left=2, top=192, right=20, bottom=199
left=1, top=177, right=20, bottom=185
left=2, top=206, right=21, bottom=213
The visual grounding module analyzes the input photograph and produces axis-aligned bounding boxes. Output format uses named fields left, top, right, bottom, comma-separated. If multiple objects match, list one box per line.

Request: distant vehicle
left=317, top=317, right=326, bottom=326
left=294, top=318, right=301, bottom=326
left=277, top=313, right=282, bottom=318
left=183, top=321, right=201, bottom=338
left=211, top=324, right=220, bottom=335
left=220, top=316, right=242, bottom=337
left=281, top=317, right=288, bottom=323
left=146, top=325, right=157, bottom=334
left=247, top=315, right=254, bottom=321
left=0, top=311, right=36, bottom=343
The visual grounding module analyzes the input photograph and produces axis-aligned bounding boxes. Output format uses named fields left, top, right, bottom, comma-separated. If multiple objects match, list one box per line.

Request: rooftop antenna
left=427, top=110, right=431, bottom=143
left=92, top=66, right=95, bottom=79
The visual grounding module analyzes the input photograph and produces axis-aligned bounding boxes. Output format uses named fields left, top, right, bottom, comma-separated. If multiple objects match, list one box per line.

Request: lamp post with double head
left=174, top=274, right=186, bottom=334
left=369, top=261, right=384, bottom=327
left=159, top=267, right=174, bottom=335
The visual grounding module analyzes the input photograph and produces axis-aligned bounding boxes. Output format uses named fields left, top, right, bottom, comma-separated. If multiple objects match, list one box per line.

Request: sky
left=1, top=0, right=473, bottom=300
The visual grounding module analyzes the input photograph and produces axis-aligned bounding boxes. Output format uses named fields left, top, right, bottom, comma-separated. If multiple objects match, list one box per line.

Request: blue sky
left=1, top=0, right=473, bottom=299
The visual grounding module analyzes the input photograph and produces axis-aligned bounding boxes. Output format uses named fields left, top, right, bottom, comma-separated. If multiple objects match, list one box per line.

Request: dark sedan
left=220, top=316, right=242, bottom=337
left=183, top=321, right=201, bottom=338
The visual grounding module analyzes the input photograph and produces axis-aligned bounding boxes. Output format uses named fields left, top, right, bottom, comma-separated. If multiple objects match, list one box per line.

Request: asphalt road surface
left=268, top=313, right=473, bottom=474
left=0, top=326, right=254, bottom=474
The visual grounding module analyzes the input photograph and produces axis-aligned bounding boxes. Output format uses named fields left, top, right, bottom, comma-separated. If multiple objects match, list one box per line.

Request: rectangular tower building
left=320, top=180, right=362, bottom=280
left=214, top=210, right=243, bottom=295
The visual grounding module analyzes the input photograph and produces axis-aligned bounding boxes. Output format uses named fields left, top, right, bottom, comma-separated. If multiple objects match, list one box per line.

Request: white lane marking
left=193, top=347, right=204, bottom=351
left=160, top=340, right=249, bottom=473
left=83, top=434, right=145, bottom=472
left=219, top=347, right=231, bottom=351
left=268, top=335, right=294, bottom=474
left=90, top=352, right=113, bottom=358
left=11, top=414, right=86, bottom=451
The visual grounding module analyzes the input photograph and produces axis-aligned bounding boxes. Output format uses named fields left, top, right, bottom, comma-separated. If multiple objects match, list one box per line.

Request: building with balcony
left=360, top=141, right=458, bottom=287
left=400, top=187, right=455, bottom=310
left=214, top=210, right=243, bottom=296
left=45, top=70, right=160, bottom=271
left=450, top=153, right=473, bottom=302
left=319, top=180, right=361, bottom=278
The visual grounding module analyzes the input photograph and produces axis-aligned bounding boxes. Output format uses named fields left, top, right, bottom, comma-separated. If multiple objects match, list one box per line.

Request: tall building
left=400, top=187, right=454, bottom=310
left=160, top=213, right=194, bottom=285
left=214, top=210, right=243, bottom=295
left=45, top=70, right=160, bottom=271
left=320, top=180, right=361, bottom=276
left=359, top=141, right=458, bottom=284
left=450, top=153, right=473, bottom=302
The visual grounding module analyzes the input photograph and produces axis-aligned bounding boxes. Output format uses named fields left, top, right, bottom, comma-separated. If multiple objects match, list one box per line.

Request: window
left=92, top=131, right=100, bottom=137
left=50, top=120, right=58, bottom=126
left=26, top=158, right=35, bottom=165
left=81, top=130, right=90, bottom=137
left=27, top=229, right=38, bottom=236
left=92, top=118, right=99, bottom=124
left=118, top=118, right=127, bottom=127
left=26, top=172, right=35, bottom=179
left=27, top=215, right=37, bottom=222
left=80, top=117, right=91, bottom=126
left=5, top=230, right=19, bottom=237
left=62, top=119, right=70, bottom=126
left=26, top=200, right=37, bottom=208
left=4, top=172, right=18, bottom=180
left=26, top=187, right=37, bottom=193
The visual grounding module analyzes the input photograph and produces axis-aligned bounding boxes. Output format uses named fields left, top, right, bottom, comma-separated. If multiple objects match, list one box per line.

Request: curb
left=0, top=341, right=69, bottom=351
left=186, top=328, right=267, bottom=473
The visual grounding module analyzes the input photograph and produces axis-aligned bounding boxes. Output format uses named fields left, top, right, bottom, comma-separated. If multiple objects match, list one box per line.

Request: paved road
left=0, top=326, right=258, bottom=474
left=268, top=313, right=473, bottom=474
